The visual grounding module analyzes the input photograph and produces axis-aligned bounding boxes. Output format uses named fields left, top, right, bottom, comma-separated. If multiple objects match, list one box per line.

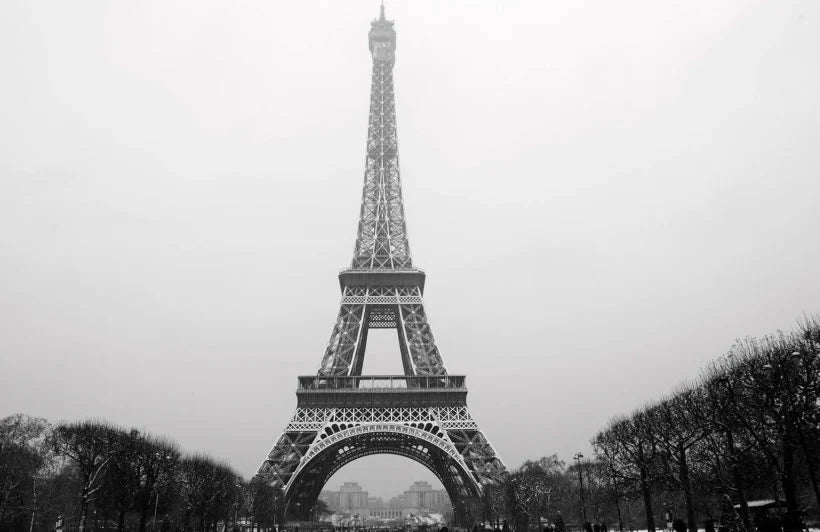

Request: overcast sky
left=2, top=0, right=819, bottom=499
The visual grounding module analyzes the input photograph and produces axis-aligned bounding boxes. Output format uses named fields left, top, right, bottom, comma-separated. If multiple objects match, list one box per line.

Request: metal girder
left=257, top=406, right=506, bottom=517
left=352, top=16, right=410, bottom=271
left=256, top=7, right=507, bottom=523
left=317, top=286, right=446, bottom=377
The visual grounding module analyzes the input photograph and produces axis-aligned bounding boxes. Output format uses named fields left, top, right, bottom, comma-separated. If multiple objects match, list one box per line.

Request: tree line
left=477, top=317, right=819, bottom=532
left=5, top=317, right=818, bottom=532
left=478, top=453, right=644, bottom=532
left=0, top=417, right=281, bottom=532
left=590, top=316, right=820, bottom=532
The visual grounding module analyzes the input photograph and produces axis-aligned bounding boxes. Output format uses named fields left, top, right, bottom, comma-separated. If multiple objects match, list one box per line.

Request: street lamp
left=574, top=453, right=587, bottom=525
left=234, top=482, right=243, bottom=528
left=151, top=491, right=160, bottom=532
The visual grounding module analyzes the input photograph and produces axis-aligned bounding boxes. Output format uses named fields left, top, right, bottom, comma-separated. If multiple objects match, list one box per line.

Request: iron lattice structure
left=257, top=7, right=506, bottom=520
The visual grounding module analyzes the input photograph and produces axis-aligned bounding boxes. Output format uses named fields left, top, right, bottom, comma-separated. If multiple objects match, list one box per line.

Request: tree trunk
left=638, top=445, right=655, bottom=532
left=613, top=489, right=623, bottom=532
left=726, top=430, right=750, bottom=529
left=796, top=427, right=820, bottom=512
left=118, top=509, right=126, bottom=532
left=78, top=487, right=90, bottom=532
left=0, top=485, right=9, bottom=527
left=678, top=445, right=696, bottom=532
left=781, top=429, right=801, bottom=532
left=782, top=432, right=798, bottom=510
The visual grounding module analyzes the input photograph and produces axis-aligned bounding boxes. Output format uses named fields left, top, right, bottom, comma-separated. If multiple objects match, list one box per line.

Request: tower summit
left=258, top=7, right=506, bottom=523
left=352, top=2, right=407, bottom=271
left=368, top=2, right=396, bottom=65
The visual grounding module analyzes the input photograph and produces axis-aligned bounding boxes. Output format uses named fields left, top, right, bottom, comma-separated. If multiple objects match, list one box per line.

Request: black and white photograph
left=1, top=2, right=819, bottom=532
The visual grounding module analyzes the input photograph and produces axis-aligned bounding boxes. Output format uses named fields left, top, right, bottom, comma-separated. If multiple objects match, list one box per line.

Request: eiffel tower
left=257, top=6, right=506, bottom=520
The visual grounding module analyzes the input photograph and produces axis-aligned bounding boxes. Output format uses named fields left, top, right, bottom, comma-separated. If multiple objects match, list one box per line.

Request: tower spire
left=380, top=1, right=385, bottom=21
left=356, top=6, right=405, bottom=269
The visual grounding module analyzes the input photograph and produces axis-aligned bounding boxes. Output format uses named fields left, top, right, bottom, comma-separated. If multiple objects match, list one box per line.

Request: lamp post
left=574, top=452, right=587, bottom=525
left=151, top=490, right=160, bottom=532
left=29, top=476, right=43, bottom=532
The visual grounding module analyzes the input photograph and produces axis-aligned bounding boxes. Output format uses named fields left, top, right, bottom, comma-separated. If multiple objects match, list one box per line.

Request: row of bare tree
left=590, top=317, right=820, bottom=532
left=0, top=417, right=282, bottom=532
left=473, top=318, right=820, bottom=532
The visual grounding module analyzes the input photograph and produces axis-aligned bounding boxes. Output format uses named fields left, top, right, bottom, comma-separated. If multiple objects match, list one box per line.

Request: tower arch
left=283, top=424, right=479, bottom=518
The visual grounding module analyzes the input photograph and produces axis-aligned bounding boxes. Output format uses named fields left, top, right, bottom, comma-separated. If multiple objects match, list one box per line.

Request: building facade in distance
left=319, top=482, right=369, bottom=512
left=320, top=480, right=450, bottom=519
left=404, top=481, right=449, bottom=511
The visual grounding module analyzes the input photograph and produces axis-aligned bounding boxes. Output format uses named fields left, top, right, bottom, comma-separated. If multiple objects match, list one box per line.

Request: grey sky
left=2, top=0, right=819, bottom=499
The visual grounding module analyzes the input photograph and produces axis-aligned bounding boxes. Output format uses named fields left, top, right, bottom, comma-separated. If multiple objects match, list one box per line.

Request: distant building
left=387, top=493, right=408, bottom=510
left=320, top=482, right=369, bottom=512
left=340, top=481, right=369, bottom=509
left=404, top=481, right=449, bottom=511
left=323, top=480, right=450, bottom=519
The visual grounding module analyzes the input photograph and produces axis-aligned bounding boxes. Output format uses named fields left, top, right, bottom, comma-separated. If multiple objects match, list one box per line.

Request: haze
left=2, top=1, right=819, bottom=498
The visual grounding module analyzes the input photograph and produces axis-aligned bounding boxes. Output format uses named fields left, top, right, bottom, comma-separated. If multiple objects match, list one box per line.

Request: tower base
left=257, top=376, right=506, bottom=521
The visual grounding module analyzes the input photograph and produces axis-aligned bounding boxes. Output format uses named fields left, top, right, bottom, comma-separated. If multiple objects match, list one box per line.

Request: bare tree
left=248, top=475, right=282, bottom=532
left=481, top=481, right=506, bottom=530
left=51, top=420, right=121, bottom=532
left=791, top=316, right=820, bottom=510
left=644, top=387, right=708, bottom=532
left=178, top=455, right=241, bottom=532
left=698, top=360, right=756, bottom=527
left=592, top=434, right=628, bottom=531
left=596, top=412, right=657, bottom=532
left=98, top=429, right=142, bottom=531
left=0, top=414, right=52, bottom=526
left=718, top=334, right=809, bottom=528
left=129, top=433, right=180, bottom=532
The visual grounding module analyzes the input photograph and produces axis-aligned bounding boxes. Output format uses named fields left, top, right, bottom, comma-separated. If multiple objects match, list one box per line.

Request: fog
left=2, top=1, right=819, bottom=498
